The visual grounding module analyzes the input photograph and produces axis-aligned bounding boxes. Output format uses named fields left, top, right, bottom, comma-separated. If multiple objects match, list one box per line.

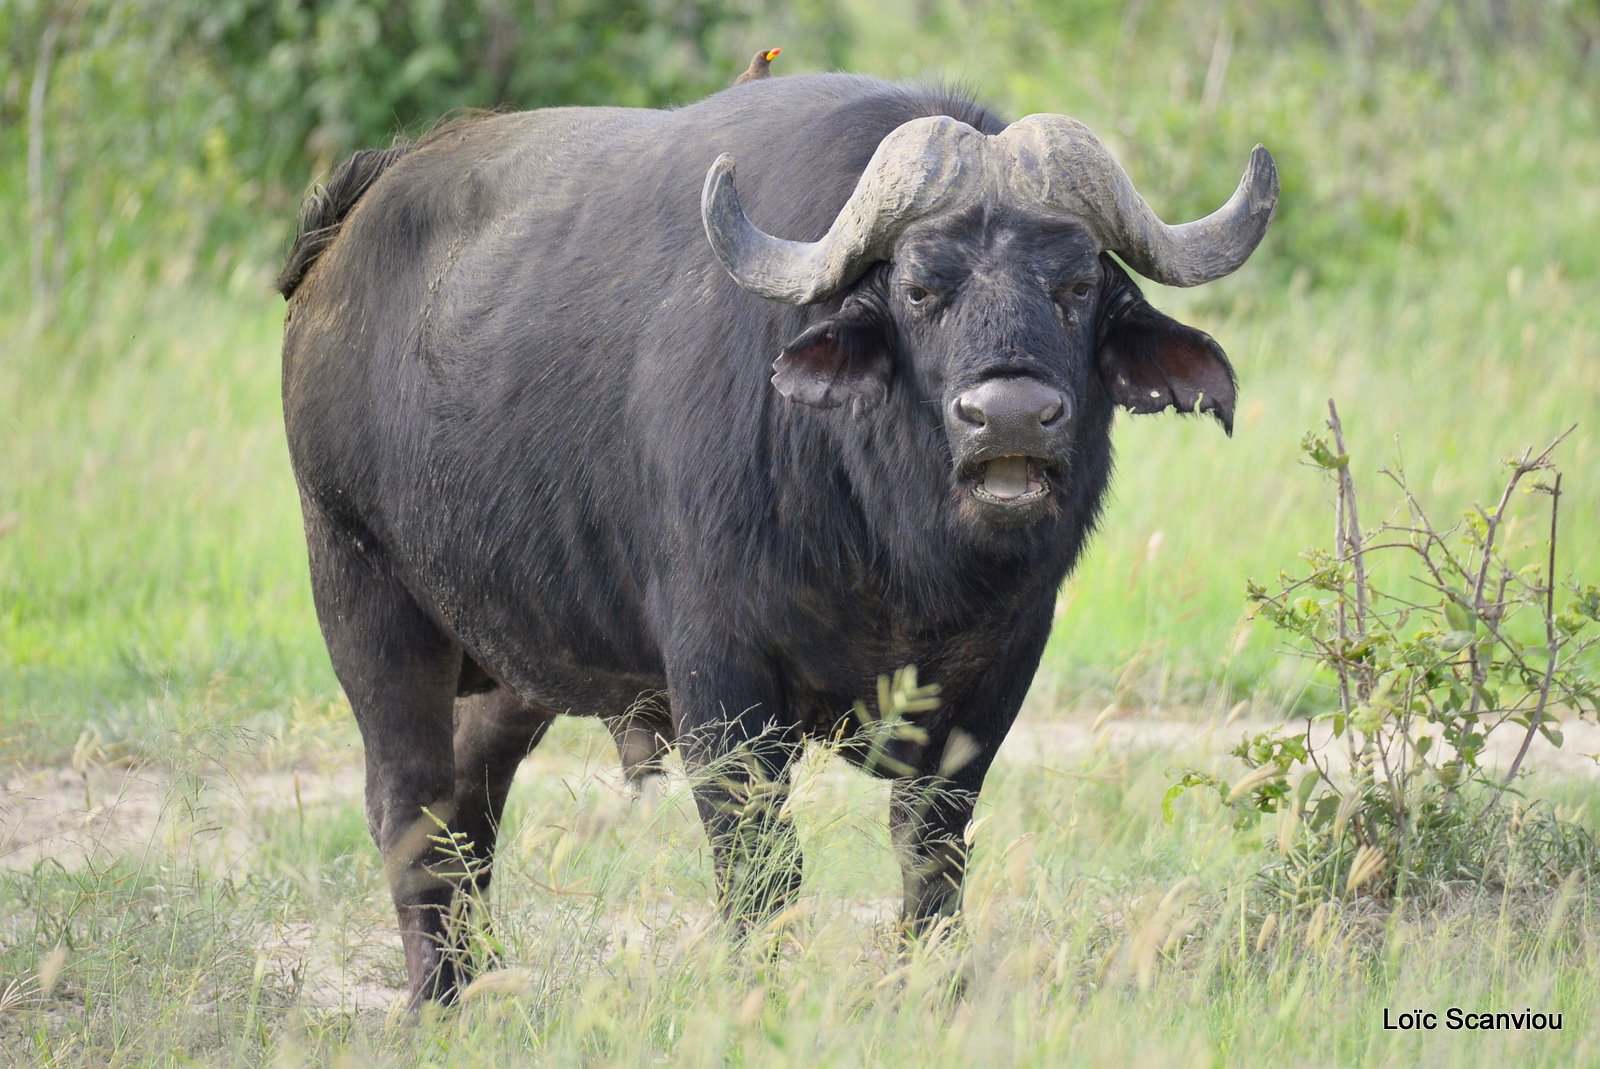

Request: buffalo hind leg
left=446, top=688, right=557, bottom=969
left=605, top=699, right=674, bottom=802
left=303, top=504, right=469, bottom=1007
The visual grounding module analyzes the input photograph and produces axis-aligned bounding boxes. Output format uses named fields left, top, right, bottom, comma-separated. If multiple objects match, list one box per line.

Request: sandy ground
left=6, top=708, right=1598, bottom=875
left=4, top=708, right=1597, bottom=1014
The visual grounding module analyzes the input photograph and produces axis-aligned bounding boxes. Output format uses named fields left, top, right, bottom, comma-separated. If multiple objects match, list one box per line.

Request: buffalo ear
left=772, top=291, right=892, bottom=413
left=1098, top=299, right=1237, bottom=435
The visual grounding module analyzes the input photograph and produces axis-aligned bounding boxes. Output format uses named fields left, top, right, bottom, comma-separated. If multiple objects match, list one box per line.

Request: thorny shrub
left=1171, top=401, right=1600, bottom=907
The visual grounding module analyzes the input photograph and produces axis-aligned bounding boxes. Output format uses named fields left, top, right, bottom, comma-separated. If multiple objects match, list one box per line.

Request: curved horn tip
left=1249, top=145, right=1276, bottom=180
left=705, top=152, right=737, bottom=185
left=1246, top=145, right=1279, bottom=207
left=701, top=153, right=739, bottom=213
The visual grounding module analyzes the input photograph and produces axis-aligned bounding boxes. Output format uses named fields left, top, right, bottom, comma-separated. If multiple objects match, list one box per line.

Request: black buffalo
left=277, top=73, right=1277, bottom=1006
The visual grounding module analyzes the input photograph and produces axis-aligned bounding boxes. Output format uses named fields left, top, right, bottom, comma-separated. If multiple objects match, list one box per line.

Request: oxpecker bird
left=735, top=47, right=781, bottom=85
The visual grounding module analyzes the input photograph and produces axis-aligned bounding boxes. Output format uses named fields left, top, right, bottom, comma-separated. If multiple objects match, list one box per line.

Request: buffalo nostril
left=955, top=396, right=986, bottom=427
left=953, top=379, right=1067, bottom=435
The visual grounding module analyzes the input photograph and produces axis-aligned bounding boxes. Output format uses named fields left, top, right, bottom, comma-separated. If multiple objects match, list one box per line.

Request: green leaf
left=1295, top=770, right=1320, bottom=809
left=1442, top=597, right=1474, bottom=634
left=1309, top=793, right=1341, bottom=830
left=1161, top=783, right=1185, bottom=824
left=1301, top=433, right=1351, bottom=470
left=1353, top=703, right=1385, bottom=734
left=1162, top=771, right=1220, bottom=823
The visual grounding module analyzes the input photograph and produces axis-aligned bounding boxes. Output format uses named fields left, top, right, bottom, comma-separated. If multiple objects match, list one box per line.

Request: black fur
left=276, top=143, right=417, bottom=298
left=279, top=74, right=1247, bottom=1006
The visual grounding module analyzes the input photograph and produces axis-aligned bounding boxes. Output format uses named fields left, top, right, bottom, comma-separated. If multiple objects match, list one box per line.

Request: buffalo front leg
left=889, top=717, right=1007, bottom=937
left=888, top=693, right=1012, bottom=939
left=671, top=663, right=802, bottom=931
left=889, top=775, right=980, bottom=935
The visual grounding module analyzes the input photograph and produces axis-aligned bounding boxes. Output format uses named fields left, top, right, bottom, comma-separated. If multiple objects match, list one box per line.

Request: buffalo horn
left=701, top=115, right=985, bottom=305
left=1000, top=114, right=1278, bottom=287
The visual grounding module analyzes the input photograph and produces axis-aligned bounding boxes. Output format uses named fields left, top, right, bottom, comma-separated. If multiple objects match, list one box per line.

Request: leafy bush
left=1, top=0, right=840, bottom=305
left=181, top=0, right=836, bottom=178
left=1170, top=402, right=1600, bottom=906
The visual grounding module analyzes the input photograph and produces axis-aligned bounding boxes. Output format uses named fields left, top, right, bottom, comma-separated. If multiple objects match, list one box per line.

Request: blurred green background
left=3, top=0, right=1598, bottom=761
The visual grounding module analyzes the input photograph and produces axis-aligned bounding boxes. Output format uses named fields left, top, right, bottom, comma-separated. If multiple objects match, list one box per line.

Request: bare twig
left=1464, top=429, right=1573, bottom=722
left=1496, top=471, right=1563, bottom=798
left=1327, top=402, right=1370, bottom=662
left=1303, top=717, right=1337, bottom=792
left=1469, top=447, right=1531, bottom=620
left=1326, top=402, right=1366, bottom=782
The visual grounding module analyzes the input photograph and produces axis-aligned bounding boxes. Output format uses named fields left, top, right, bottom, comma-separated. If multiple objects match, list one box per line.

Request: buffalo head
left=701, top=113, right=1277, bottom=527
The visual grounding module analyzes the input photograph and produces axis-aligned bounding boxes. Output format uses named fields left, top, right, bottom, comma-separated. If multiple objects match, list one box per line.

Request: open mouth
left=970, top=455, right=1051, bottom=505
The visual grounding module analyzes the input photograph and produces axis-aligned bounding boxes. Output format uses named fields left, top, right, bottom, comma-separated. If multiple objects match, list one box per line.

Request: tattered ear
left=1098, top=300, right=1237, bottom=434
left=772, top=291, right=892, bottom=413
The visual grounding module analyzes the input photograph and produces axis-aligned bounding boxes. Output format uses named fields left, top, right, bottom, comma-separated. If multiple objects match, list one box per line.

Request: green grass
left=5, top=722, right=1599, bottom=1066
left=8, top=13, right=1598, bottom=760
left=2, top=279, right=319, bottom=759
left=5, top=6, right=1600, bottom=1065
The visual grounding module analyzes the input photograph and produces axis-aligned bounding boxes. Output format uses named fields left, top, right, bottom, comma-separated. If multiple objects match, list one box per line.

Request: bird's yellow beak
left=764, top=48, right=782, bottom=61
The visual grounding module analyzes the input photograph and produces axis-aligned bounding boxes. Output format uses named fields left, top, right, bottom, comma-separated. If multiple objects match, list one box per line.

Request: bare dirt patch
left=4, top=708, right=1596, bottom=1015
left=0, top=763, right=369, bottom=872
left=6, top=709, right=1597, bottom=876
left=1001, top=707, right=1600, bottom=780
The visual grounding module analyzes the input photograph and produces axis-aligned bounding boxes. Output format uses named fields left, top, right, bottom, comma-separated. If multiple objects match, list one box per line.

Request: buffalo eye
left=904, top=284, right=932, bottom=307
left=1056, top=279, right=1095, bottom=323
left=1058, top=279, right=1094, bottom=304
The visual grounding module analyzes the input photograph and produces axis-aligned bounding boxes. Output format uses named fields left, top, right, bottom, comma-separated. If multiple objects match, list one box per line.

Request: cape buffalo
left=277, top=73, right=1277, bottom=1006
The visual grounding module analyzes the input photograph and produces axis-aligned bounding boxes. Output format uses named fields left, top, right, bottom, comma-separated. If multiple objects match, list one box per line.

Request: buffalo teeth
left=977, top=455, right=1048, bottom=503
